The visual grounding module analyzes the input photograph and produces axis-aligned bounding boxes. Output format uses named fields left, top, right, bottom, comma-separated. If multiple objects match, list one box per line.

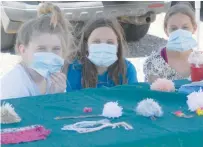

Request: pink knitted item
left=150, top=78, right=175, bottom=92
left=1, top=125, right=50, bottom=144
left=83, top=107, right=92, bottom=113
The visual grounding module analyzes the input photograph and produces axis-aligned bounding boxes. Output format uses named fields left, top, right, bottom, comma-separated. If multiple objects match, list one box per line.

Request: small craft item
left=173, top=110, right=193, bottom=118
left=188, top=51, right=203, bottom=82
left=196, top=107, right=203, bottom=116
left=61, top=119, right=133, bottom=133
left=1, top=102, right=21, bottom=124
left=187, top=89, right=203, bottom=112
left=150, top=78, right=175, bottom=92
left=135, top=98, right=163, bottom=120
left=1, top=125, right=50, bottom=144
left=83, top=107, right=92, bottom=113
left=55, top=101, right=123, bottom=120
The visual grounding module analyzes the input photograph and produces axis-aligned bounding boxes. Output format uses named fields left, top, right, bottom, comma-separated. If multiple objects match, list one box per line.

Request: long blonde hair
left=77, top=18, right=128, bottom=88
left=15, top=2, right=76, bottom=61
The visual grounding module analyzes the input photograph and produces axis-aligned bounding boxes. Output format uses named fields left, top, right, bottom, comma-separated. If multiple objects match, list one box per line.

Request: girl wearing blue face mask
left=144, top=3, right=197, bottom=83
left=0, top=3, right=75, bottom=99
left=66, top=19, right=138, bottom=91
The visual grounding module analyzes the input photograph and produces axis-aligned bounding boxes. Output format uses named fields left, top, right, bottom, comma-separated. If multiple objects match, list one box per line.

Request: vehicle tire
left=1, top=25, right=16, bottom=51
left=121, top=23, right=150, bottom=42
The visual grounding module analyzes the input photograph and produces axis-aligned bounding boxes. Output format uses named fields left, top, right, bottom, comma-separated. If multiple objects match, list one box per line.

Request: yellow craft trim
left=196, top=108, right=203, bottom=116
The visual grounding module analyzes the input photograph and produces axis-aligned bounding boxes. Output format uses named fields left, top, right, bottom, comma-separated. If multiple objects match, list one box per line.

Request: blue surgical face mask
left=166, top=29, right=197, bottom=52
left=29, top=52, right=64, bottom=78
left=87, top=43, right=118, bottom=67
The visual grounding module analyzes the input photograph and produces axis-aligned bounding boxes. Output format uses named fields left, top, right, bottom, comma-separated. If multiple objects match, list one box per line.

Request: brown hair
left=77, top=18, right=128, bottom=88
left=15, top=2, right=76, bottom=62
left=164, top=2, right=196, bottom=29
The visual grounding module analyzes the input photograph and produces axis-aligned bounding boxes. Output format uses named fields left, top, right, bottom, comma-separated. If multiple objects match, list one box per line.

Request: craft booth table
left=1, top=80, right=203, bottom=147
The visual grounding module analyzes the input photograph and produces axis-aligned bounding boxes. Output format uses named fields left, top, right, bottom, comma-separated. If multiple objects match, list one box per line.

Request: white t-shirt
left=0, top=64, right=50, bottom=99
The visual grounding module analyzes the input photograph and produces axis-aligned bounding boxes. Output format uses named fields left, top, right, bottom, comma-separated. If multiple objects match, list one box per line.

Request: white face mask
left=28, top=52, right=64, bottom=78
left=166, top=29, right=197, bottom=52
left=87, top=43, right=118, bottom=67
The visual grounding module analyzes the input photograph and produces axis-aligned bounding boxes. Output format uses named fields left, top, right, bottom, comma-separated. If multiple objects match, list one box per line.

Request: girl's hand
left=50, top=72, right=67, bottom=94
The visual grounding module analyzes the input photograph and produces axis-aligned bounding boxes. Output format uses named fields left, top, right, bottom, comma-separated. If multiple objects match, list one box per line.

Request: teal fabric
left=1, top=81, right=203, bottom=147
left=173, top=79, right=191, bottom=89
left=103, top=79, right=191, bottom=91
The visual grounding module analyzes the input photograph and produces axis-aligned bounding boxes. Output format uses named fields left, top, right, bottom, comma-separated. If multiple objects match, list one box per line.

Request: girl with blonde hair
left=1, top=3, right=75, bottom=99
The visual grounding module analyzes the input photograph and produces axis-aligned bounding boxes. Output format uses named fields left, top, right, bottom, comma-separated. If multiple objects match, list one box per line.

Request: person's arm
left=126, top=60, right=138, bottom=84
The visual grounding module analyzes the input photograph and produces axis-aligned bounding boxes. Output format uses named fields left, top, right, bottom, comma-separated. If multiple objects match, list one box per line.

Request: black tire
left=121, top=23, right=150, bottom=42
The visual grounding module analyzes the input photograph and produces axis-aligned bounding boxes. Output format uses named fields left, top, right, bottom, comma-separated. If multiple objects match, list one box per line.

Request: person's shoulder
left=124, top=59, right=138, bottom=83
left=69, top=60, right=82, bottom=69
left=143, top=50, right=162, bottom=74
left=148, top=50, right=162, bottom=59
left=144, top=49, right=164, bottom=66
left=124, top=59, right=134, bottom=67
left=143, top=48, right=168, bottom=80
left=0, top=64, right=28, bottom=99
left=67, top=59, right=82, bottom=76
left=124, top=59, right=137, bottom=72
left=1, top=64, right=25, bottom=81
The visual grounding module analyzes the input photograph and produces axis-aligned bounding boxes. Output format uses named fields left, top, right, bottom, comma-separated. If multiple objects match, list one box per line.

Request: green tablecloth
left=1, top=80, right=203, bottom=147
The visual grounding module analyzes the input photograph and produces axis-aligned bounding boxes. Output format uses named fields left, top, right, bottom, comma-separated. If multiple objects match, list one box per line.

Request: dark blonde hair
left=77, top=18, right=128, bottom=88
left=15, top=2, right=75, bottom=61
left=164, top=2, right=196, bottom=29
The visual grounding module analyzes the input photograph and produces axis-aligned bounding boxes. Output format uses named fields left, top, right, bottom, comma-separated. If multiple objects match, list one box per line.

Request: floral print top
left=143, top=48, right=185, bottom=82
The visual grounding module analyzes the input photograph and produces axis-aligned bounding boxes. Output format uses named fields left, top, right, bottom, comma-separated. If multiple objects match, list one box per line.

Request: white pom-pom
left=187, top=89, right=203, bottom=112
left=135, top=98, right=163, bottom=117
left=102, top=102, right=123, bottom=118
left=188, top=51, right=203, bottom=66
left=1, top=102, right=21, bottom=124
left=150, top=78, right=175, bottom=92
